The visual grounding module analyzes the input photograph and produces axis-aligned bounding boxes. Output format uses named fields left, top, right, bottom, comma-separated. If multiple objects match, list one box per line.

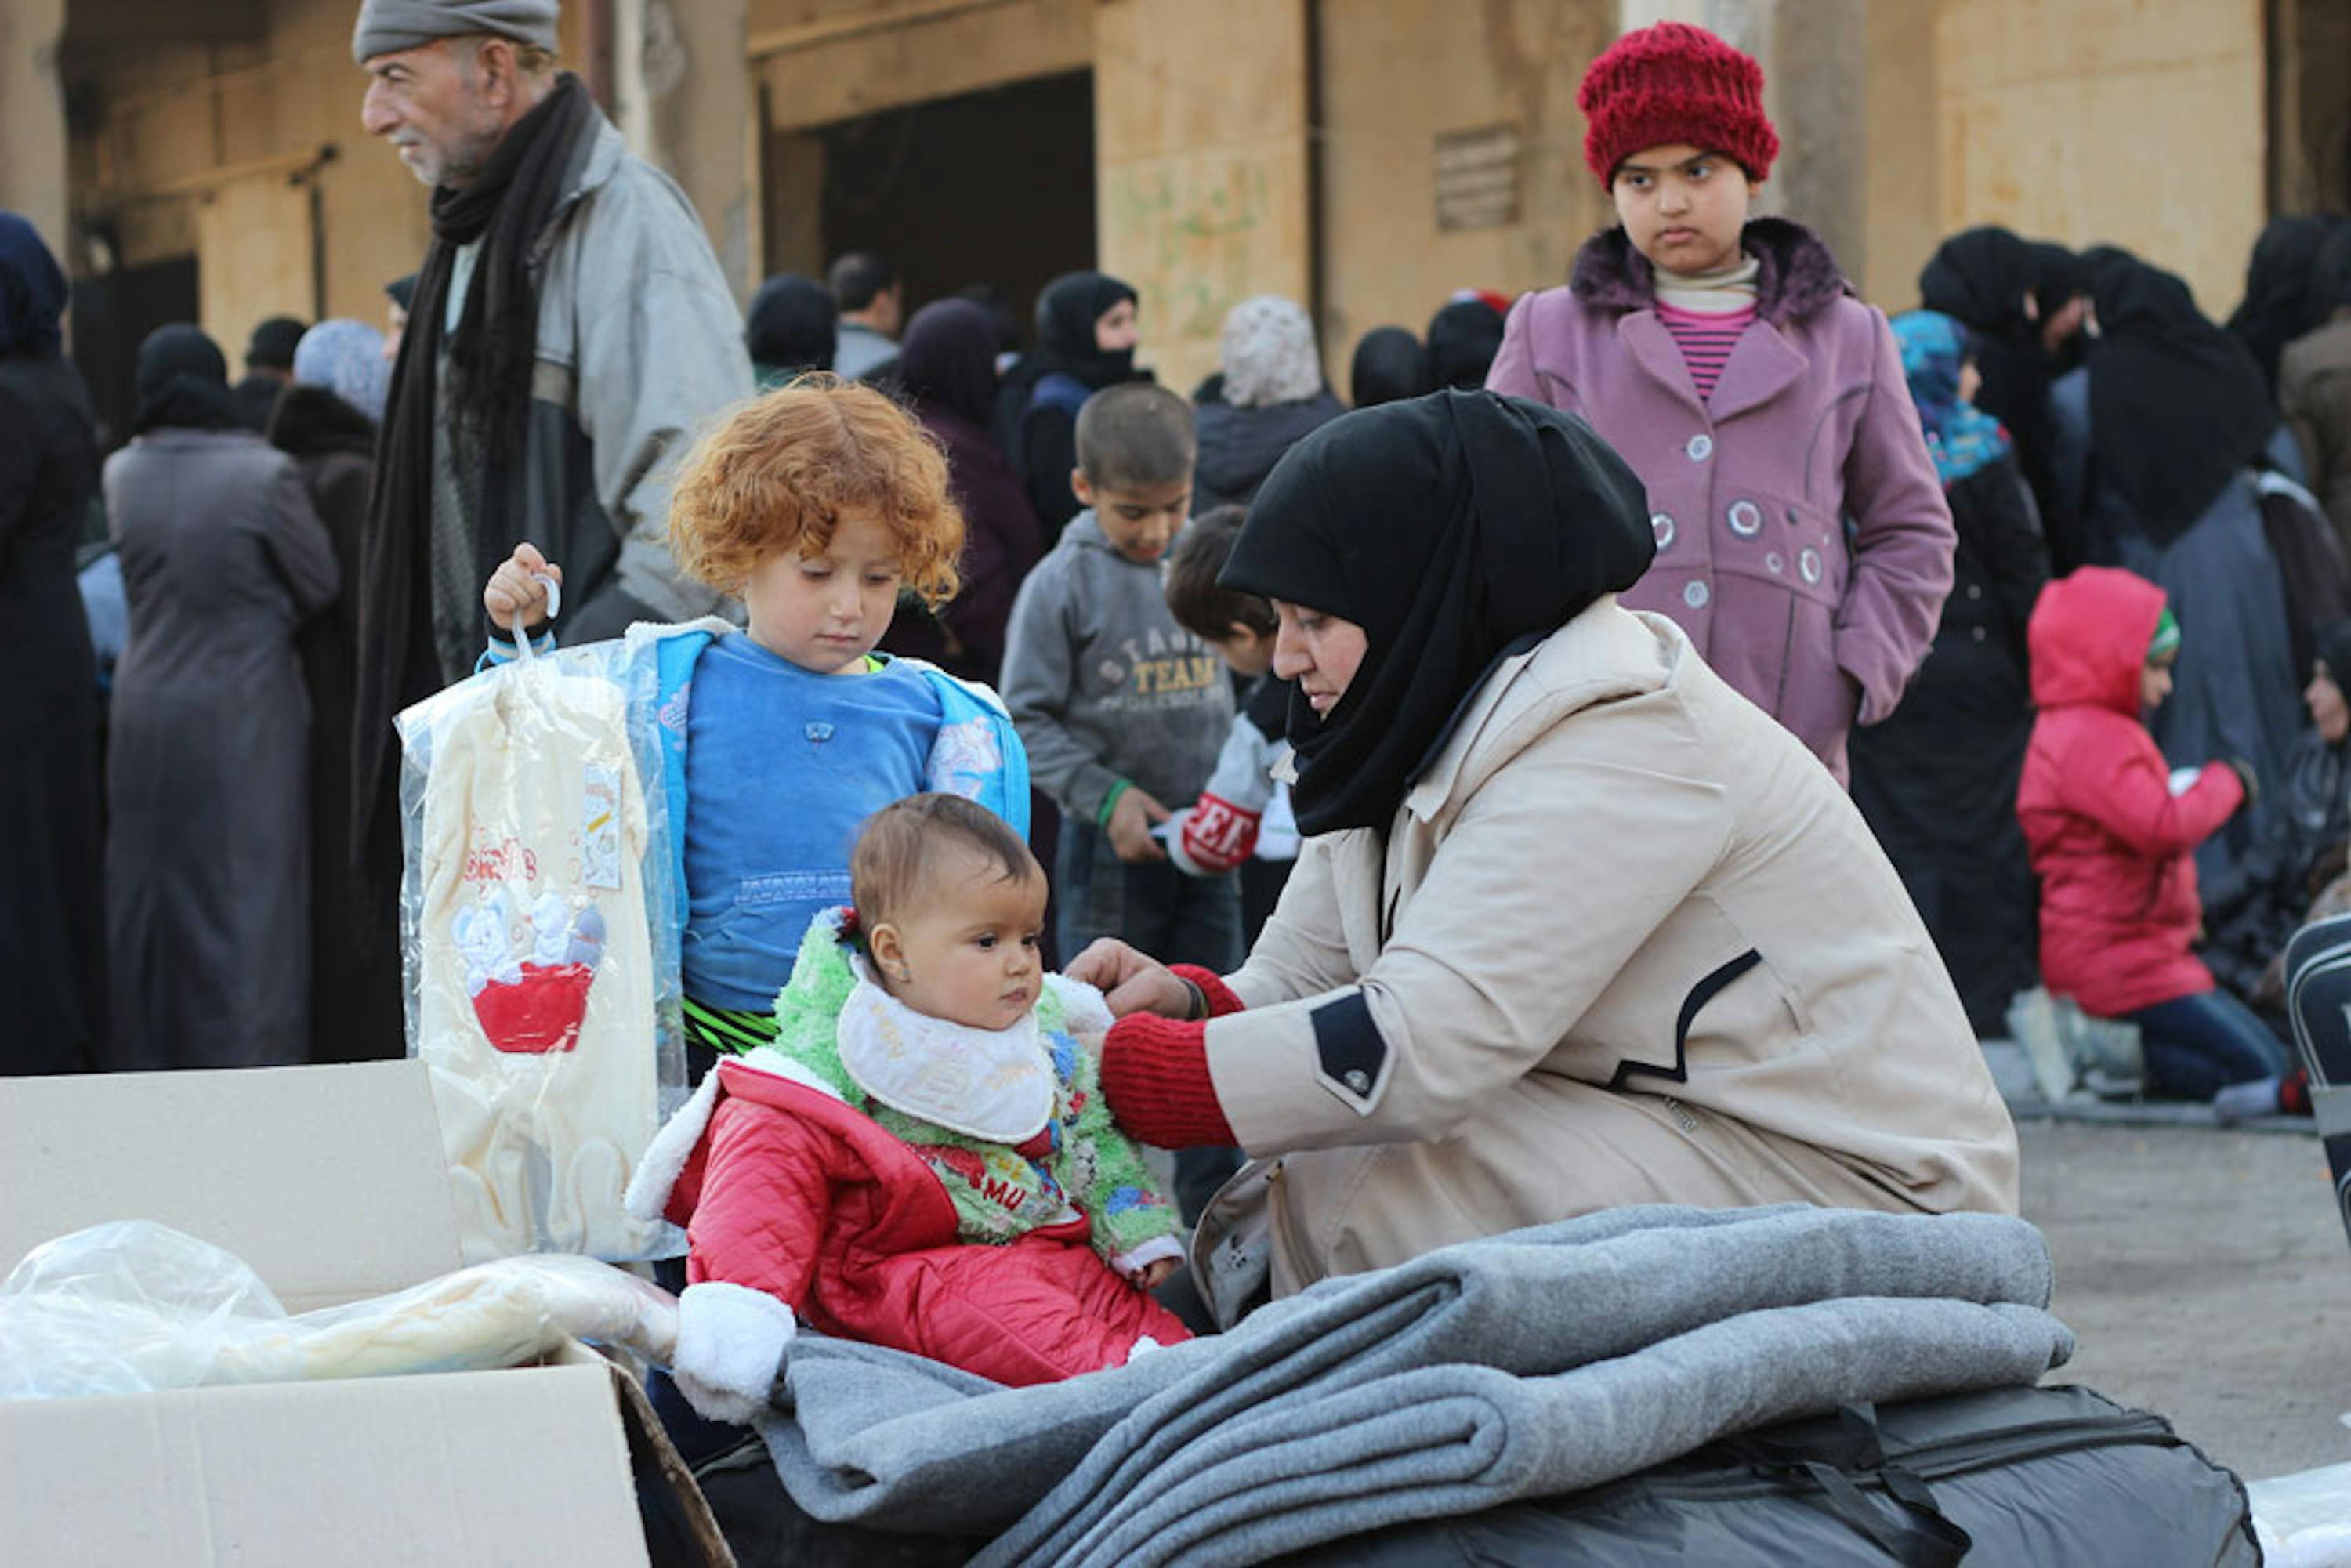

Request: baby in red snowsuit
left=626, top=795, right=1189, bottom=1423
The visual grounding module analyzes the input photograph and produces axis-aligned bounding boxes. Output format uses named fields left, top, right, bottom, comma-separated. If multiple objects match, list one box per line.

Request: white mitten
left=672, top=1280, right=797, bottom=1425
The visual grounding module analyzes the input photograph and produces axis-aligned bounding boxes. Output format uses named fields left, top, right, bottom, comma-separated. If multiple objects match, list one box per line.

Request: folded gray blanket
left=754, top=1204, right=2070, bottom=1564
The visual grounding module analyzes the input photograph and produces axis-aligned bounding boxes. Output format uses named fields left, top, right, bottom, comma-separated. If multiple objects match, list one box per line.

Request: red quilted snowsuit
left=660, top=1058, right=1188, bottom=1386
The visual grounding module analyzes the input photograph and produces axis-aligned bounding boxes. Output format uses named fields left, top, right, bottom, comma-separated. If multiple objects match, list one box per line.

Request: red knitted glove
left=1169, top=965, right=1245, bottom=1019
left=1100, top=1013, right=1238, bottom=1148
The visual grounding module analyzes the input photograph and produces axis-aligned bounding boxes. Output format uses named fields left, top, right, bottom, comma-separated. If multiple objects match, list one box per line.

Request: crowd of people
left=4, top=0, right=2349, bottom=1458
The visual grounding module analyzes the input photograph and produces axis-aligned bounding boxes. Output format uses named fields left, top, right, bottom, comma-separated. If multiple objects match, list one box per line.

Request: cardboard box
left=0, top=1060, right=729, bottom=1567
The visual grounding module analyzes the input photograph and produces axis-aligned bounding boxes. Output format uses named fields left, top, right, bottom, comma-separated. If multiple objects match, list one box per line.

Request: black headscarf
left=1919, top=228, right=2081, bottom=339
left=246, top=314, right=307, bottom=371
left=1349, top=326, right=1432, bottom=408
left=744, top=273, right=838, bottom=382
left=2227, top=215, right=2341, bottom=393
left=0, top=212, right=67, bottom=360
left=1220, top=390, right=1654, bottom=835
left=132, top=324, right=240, bottom=434
left=897, top=298, right=1000, bottom=426
left=1425, top=299, right=1505, bottom=390
left=386, top=272, right=418, bottom=313
left=1028, top=270, right=1139, bottom=389
left=2085, top=252, right=2275, bottom=544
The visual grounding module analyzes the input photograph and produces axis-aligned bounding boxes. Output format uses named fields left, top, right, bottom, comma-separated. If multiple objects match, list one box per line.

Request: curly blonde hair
left=667, top=375, right=963, bottom=606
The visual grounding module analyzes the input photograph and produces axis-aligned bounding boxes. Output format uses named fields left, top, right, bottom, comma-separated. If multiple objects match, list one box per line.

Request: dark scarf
left=2085, top=252, right=2275, bottom=545
left=1219, top=390, right=1654, bottom=835
left=1024, top=270, right=1139, bottom=391
left=355, top=71, right=597, bottom=859
left=1349, top=326, right=1431, bottom=408
left=132, top=324, right=241, bottom=434
left=2227, top=215, right=2341, bottom=394
left=1918, top=227, right=2088, bottom=344
left=744, top=273, right=837, bottom=384
left=0, top=211, right=67, bottom=359
left=268, top=381, right=379, bottom=459
left=1425, top=300, right=1505, bottom=390
left=897, top=298, right=1001, bottom=426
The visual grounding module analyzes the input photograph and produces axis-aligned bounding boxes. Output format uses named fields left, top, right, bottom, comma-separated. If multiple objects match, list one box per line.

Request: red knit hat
left=1578, top=22, right=1779, bottom=186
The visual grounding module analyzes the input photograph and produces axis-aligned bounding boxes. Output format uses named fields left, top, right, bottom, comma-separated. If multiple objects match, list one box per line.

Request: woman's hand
left=1136, top=1258, right=1179, bottom=1292
left=484, top=542, right=562, bottom=632
left=1067, top=939, right=1192, bottom=1019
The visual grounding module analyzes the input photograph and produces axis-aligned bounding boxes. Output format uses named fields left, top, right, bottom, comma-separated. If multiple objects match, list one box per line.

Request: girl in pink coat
left=1487, top=21, right=1953, bottom=782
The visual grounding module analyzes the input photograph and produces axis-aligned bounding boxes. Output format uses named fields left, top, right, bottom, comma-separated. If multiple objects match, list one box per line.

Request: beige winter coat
left=1193, top=598, right=2019, bottom=1308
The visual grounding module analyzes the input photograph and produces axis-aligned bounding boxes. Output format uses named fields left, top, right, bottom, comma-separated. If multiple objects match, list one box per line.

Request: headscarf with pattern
left=1890, top=310, right=2010, bottom=490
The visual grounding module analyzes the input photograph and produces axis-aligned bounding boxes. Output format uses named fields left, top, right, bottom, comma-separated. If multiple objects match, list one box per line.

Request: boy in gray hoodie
left=1002, top=382, right=1241, bottom=977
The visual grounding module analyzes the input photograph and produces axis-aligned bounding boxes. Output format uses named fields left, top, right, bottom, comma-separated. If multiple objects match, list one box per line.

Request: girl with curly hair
left=479, top=376, right=1027, bottom=1072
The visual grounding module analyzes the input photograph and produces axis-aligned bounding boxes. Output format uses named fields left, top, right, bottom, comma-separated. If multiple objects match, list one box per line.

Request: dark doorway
left=71, top=255, right=200, bottom=457
left=816, top=70, right=1095, bottom=349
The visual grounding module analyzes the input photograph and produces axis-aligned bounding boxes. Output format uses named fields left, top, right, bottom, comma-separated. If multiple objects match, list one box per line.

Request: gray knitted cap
left=353, top=0, right=560, bottom=63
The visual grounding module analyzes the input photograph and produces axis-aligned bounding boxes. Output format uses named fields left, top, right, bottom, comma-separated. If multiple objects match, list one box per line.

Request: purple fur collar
left=1570, top=217, right=1852, bottom=325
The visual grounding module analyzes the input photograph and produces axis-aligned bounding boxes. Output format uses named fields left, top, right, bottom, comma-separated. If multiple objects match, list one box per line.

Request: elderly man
left=349, top=0, right=752, bottom=851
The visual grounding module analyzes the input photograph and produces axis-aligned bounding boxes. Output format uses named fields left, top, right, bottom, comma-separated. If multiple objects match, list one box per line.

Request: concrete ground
left=2017, top=1118, right=2351, bottom=1483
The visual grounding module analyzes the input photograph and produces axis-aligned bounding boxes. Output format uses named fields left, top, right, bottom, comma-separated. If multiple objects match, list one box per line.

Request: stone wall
left=1092, top=0, right=1313, bottom=397
left=1933, top=0, right=2268, bottom=316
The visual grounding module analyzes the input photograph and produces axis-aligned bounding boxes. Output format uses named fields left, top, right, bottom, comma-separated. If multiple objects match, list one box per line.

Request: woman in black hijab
left=882, top=297, right=1043, bottom=686
left=1000, top=270, right=1147, bottom=535
left=1425, top=298, right=1506, bottom=390
left=2047, top=249, right=2304, bottom=908
left=0, top=212, right=106, bottom=1074
left=2228, top=214, right=2343, bottom=399
left=1349, top=324, right=1431, bottom=408
left=1918, top=226, right=2091, bottom=568
left=132, top=324, right=243, bottom=433
left=104, top=324, right=339, bottom=1070
left=1067, top=391, right=2019, bottom=1314
left=744, top=273, right=839, bottom=389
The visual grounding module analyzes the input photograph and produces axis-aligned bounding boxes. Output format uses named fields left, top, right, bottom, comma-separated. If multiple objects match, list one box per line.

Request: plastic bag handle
left=509, top=573, right=562, bottom=665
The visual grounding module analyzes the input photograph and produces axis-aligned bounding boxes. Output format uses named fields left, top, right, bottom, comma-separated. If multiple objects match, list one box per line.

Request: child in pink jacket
left=1487, top=21, right=1953, bottom=782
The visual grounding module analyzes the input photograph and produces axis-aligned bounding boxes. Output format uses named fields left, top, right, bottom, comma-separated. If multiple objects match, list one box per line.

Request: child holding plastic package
left=625, top=794, right=1190, bottom=1419
left=478, top=378, right=1030, bottom=1075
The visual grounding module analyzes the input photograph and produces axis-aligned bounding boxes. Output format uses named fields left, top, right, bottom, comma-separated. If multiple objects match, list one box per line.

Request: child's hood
left=2027, top=565, right=2165, bottom=718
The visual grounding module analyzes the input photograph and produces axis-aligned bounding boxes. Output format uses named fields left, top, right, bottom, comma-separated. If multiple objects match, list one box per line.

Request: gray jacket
left=1000, top=512, right=1234, bottom=820
left=477, top=113, right=752, bottom=643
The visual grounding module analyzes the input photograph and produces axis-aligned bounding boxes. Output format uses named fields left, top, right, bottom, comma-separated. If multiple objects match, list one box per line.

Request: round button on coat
left=1799, top=548, right=1823, bottom=585
left=1686, top=433, right=1714, bottom=462
left=1650, top=512, right=1675, bottom=549
left=1683, top=580, right=1711, bottom=609
left=1726, top=499, right=1762, bottom=537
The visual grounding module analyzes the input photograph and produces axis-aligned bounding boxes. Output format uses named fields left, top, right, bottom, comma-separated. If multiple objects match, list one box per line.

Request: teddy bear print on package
left=405, top=654, right=666, bottom=1264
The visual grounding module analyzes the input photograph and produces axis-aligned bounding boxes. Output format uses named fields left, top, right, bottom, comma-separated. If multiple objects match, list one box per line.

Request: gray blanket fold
left=998, top=1299, right=2070, bottom=1568
left=754, top=1204, right=2068, bottom=1563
